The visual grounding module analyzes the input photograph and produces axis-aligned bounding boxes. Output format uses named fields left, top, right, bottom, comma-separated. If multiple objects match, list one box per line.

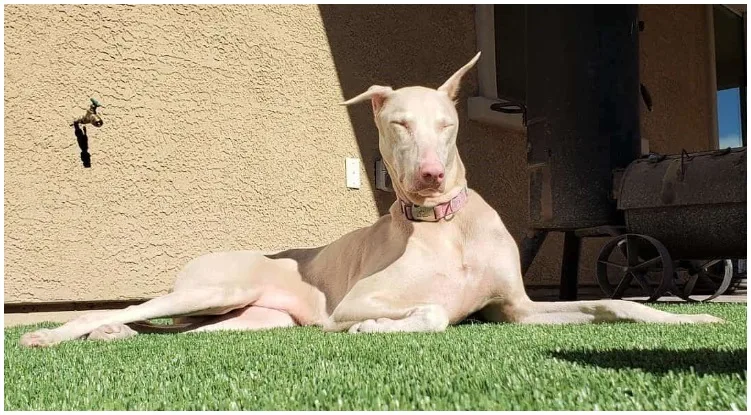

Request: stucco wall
left=4, top=5, right=717, bottom=305
left=4, top=5, right=382, bottom=303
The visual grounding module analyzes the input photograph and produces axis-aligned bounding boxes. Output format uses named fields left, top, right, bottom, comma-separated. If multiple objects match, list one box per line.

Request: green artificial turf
left=4, top=303, right=747, bottom=410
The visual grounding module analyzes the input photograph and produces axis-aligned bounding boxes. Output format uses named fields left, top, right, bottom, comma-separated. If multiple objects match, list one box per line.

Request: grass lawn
left=4, top=303, right=747, bottom=410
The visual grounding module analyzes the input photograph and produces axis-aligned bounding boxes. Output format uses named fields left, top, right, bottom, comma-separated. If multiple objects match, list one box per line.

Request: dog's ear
left=438, top=51, right=482, bottom=101
left=340, top=85, right=394, bottom=114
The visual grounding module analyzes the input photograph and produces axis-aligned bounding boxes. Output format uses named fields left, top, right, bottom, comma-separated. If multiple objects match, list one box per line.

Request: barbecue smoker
left=515, top=5, right=747, bottom=301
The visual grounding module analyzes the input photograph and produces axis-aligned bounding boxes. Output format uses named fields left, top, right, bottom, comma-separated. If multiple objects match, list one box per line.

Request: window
left=713, top=5, right=746, bottom=148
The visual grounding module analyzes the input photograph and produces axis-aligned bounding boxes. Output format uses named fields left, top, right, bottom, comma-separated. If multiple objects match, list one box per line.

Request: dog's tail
left=125, top=320, right=197, bottom=334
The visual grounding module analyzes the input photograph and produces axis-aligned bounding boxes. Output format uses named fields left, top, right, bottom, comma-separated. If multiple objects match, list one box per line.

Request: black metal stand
left=521, top=229, right=579, bottom=300
left=520, top=230, right=549, bottom=276
left=560, top=231, right=581, bottom=300
left=522, top=226, right=625, bottom=301
left=522, top=5, right=641, bottom=301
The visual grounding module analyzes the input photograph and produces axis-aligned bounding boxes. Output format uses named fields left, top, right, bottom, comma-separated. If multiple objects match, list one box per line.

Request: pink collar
left=399, top=188, right=469, bottom=222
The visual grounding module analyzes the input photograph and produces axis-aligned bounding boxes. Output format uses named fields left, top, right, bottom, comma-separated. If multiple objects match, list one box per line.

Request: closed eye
left=391, top=120, right=410, bottom=129
left=438, top=122, right=455, bottom=130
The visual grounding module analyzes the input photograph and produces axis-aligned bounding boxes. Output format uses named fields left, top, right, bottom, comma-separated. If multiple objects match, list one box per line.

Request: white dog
left=20, top=52, right=722, bottom=347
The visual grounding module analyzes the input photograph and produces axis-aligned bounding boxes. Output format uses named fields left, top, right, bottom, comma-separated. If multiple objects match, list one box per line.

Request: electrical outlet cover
left=375, top=158, right=394, bottom=192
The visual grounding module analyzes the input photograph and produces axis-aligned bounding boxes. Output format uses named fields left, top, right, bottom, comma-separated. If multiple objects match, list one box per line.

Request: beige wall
left=4, top=5, right=381, bottom=303
left=639, top=5, right=716, bottom=153
left=4, top=5, right=718, bottom=306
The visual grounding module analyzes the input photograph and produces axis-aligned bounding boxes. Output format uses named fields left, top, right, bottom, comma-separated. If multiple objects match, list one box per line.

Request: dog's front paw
left=20, top=329, right=60, bottom=348
left=347, top=321, right=364, bottom=333
left=348, top=318, right=394, bottom=333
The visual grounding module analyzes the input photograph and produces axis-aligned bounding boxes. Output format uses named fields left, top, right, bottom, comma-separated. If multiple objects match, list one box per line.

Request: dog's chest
left=418, top=237, right=494, bottom=320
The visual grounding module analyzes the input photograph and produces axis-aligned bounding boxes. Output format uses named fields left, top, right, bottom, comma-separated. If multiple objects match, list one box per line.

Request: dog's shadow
left=550, top=348, right=746, bottom=376
left=73, top=122, right=91, bottom=168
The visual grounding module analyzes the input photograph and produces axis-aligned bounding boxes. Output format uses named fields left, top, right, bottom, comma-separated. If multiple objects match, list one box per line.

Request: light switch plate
left=346, top=158, right=360, bottom=189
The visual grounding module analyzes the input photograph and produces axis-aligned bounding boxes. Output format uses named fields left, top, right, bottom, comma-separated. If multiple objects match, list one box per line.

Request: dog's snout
left=420, top=166, right=444, bottom=182
left=417, top=162, right=445, bottom=188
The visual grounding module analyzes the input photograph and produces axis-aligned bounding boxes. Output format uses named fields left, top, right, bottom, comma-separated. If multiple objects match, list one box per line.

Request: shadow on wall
left=73, top=122, right=92, bottom=168
left=318, top=5, right=482, bottom=216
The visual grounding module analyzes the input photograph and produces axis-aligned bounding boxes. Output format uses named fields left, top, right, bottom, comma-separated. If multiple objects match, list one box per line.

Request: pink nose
left=417, top=163, right=445, bottom=187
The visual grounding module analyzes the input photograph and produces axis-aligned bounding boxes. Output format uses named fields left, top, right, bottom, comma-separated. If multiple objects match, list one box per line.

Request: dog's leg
left=495, top=299, right=724, bottom=324
left=86, top=305, right=296, bottom=341
left=20, top=287, right=261, bottom=347
left=186, top=305, right=296, bottom=332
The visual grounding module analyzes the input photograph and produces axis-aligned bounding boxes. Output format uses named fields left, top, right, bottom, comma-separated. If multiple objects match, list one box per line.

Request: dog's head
left=341, top=52, right=481, bottom=205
